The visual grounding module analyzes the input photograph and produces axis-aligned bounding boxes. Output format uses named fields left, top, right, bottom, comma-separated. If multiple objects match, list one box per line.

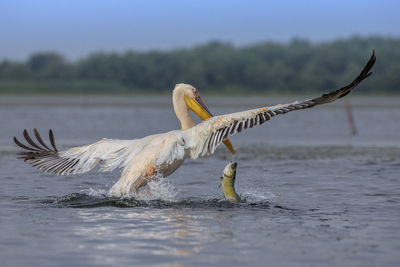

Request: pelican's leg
left=108, top=163, right=155, bottom=196
left=130, top=164, right=160, bottom=191
left=131, top=176, right=150, bottom=191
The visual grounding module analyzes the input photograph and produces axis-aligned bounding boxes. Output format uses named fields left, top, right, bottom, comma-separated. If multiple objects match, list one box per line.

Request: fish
left=220, top=161, right=240, bottom=203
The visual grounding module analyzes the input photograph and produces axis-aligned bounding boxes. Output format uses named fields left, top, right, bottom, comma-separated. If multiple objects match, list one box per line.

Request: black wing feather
left=14, top=129, right=59, bottom=162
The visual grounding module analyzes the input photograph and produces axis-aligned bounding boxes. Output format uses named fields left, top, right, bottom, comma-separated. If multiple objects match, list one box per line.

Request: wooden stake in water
left=344, top=99, right=358, bottom=136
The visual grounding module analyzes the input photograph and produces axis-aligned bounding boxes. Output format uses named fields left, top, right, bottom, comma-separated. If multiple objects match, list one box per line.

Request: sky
left=1, top=0, right=399, bottom=61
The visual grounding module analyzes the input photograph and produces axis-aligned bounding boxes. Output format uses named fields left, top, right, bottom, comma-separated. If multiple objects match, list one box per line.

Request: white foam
left=121, top=179, right=179, bottom=202
left=241, top=190, right=277, bottom=203
left=82, top=188, right=109, bottom=198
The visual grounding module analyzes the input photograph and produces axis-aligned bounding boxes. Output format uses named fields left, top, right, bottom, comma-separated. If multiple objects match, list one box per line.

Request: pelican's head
left=173, top=83, right=235, bottom=155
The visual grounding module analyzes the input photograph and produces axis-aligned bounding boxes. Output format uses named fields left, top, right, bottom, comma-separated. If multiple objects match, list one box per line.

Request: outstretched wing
left=186, top=51, right=376, bottom=158
left=14, top=129, right=140, bottom=175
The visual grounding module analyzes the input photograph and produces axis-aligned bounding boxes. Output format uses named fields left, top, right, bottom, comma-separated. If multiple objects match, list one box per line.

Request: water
left=1, top=96, right=399, bottom=267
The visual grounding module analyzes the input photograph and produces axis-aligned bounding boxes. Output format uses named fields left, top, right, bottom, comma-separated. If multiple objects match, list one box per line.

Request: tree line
left=0, top=36, right=398, bottom=95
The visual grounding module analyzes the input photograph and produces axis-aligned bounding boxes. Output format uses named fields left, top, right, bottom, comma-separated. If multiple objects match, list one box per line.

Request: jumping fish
left=220, top=161, right=240, bottom=203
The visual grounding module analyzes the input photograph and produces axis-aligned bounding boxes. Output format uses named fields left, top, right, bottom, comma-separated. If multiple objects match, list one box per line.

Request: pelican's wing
left=14, top=129, right=143, bottom=175
left=187, top=51, right=376, bottom=158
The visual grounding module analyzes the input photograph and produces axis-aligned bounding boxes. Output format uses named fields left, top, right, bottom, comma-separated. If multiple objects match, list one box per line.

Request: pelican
left=14, top=52, right=376, bottom=196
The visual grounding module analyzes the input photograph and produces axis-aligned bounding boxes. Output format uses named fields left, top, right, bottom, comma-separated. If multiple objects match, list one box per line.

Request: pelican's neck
left=173, top=86, right=195, bottom=130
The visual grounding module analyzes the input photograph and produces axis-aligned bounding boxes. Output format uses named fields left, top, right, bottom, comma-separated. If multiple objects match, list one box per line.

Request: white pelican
left=14, top=52, right=375, bottom=196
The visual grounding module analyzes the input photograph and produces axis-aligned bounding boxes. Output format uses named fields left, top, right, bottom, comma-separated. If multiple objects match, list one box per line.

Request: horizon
left=1, top=0, right=399, bottom=61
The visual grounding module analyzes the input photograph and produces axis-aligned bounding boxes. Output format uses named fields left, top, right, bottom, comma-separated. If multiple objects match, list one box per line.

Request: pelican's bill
left=184, top=95, right=236, bottom=154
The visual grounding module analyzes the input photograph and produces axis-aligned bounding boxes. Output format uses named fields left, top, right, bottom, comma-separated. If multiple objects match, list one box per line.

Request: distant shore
left=1, top=37, right=399, bottom=96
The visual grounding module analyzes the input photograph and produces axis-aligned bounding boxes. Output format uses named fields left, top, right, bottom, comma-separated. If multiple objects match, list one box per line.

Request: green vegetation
left=0, top=36, right=398, bottom=95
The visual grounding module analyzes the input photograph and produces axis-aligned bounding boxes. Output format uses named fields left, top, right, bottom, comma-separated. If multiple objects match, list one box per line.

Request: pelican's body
left=108, top=131, right=188, bottom=195
left=14, top=52, right=376, bottom=197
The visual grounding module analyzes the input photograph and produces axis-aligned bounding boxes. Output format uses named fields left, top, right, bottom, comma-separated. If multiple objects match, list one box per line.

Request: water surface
left=1, top=96, right=399, bottom=266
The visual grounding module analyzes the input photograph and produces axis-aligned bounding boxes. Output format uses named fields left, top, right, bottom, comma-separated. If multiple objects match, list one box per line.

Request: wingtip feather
left=49, top=129, right=58, bottom=151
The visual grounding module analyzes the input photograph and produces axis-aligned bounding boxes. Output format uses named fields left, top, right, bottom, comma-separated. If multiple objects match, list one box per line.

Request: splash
left=240, top=190, right=277, bottom=203
left=85, top=188, right=109, bottom=198
left=82, top=178, right=179, bottom=202
left=50, top=181, right=280, bottom=209
left=53, top=181, right=179, bottom=208
left=123, top=179, right=179, bottom=202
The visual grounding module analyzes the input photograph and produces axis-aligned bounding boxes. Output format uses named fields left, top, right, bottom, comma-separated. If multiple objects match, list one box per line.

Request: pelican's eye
left=193, top=88, right=200, bottom=98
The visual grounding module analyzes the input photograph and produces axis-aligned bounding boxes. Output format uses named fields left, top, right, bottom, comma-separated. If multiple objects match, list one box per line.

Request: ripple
left=45, top=191, right=293, bottom=210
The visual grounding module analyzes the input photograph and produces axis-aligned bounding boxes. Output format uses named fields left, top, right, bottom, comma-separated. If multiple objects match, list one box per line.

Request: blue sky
left=1, top=0, right=399, bottom=60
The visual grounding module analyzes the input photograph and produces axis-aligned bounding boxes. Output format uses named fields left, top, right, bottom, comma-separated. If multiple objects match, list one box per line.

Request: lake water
left=1, top=95, right=399, bottom=267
